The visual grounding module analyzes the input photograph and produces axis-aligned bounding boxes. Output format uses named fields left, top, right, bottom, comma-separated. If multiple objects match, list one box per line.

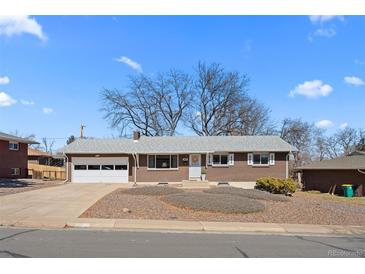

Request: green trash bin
left=342, top=184, right=353, bottom=198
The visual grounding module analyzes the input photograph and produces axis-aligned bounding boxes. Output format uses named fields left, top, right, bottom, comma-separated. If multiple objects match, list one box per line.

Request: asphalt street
left=0, top=227, right=364, bottom=258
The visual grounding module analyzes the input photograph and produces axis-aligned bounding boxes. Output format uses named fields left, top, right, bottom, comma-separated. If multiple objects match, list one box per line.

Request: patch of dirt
left=121, top=186, right=184, bottom=196
left=161, top=192, right=265, bottom=214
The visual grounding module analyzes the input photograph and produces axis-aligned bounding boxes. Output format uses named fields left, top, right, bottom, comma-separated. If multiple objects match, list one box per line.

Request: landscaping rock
left=204, top=187, right=289, bottom=202
left=161, top=192, right=265, bottom=214
left=122, top=208, right=131, bottom=213
left=121, top=186, right=184, bottom=196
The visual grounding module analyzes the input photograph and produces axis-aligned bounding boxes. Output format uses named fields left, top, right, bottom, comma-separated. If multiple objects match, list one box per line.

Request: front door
left=189, top=154, right=201, bottom=180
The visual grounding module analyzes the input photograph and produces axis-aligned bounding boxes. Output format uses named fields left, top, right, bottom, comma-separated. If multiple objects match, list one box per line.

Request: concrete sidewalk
left=65, top=218, right=365, bottom=236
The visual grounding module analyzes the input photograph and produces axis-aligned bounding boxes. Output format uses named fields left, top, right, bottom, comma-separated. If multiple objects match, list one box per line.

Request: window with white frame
left=9, top=141, right=19, bottom=151
left=248, top=153, right=275, bottom=166
left=253, top=153, right=269, bottom=165
left=148, top=155, right=178, bottom=169
left=212, top=154, right=229, bottom=166
left=11, top=168, right=20, bottom=176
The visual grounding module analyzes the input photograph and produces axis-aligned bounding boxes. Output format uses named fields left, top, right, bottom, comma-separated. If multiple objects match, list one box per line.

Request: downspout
left=286, top=151, right=290, bottom=179
left=132, top=153, right=137, bottom=186
left=62, top=152, right=69, bottom=183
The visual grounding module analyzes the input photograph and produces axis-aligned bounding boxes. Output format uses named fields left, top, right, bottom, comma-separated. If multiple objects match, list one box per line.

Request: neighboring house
left=28, top=147, right=52, bottom=165
left=61, top=132, right=296, bottom=186
left=28, top=147, right=64, bottom=167
left=0, top=131, right=39, bottom=178
left=296, top=151, right=365, bottom=196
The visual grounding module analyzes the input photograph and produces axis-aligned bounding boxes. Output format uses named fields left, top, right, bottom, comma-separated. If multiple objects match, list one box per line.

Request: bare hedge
left=122, top=186, right=184, bottom=196
left=161, top=192, right=265, bottom=214
left=204, top=187, right=289, bottom=202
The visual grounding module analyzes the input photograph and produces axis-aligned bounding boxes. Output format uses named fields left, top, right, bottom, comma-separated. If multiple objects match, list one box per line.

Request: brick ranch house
left=61, top=132, right=296, bottom=186
left=0, top=131, right=38, bottom=178
left=296, top=151, right=365, bottom=196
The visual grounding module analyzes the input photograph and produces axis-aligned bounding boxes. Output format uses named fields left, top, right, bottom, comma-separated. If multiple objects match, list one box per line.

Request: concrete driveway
left=0, top=183, right=121, bottom=228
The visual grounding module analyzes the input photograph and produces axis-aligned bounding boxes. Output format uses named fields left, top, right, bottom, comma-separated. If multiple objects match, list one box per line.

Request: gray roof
left=0, top=131, right=39, bottom=144
left=297, top=153, right=365, bottom=170
left=61, top=135, right=297, bottom=154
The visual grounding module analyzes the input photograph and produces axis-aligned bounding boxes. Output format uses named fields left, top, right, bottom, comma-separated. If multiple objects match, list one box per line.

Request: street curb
left=65, top=218, right=365, bottom=236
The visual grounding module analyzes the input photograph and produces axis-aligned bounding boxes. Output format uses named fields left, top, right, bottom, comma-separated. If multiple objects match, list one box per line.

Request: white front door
left=72, top=157, right=129, bottom=183
left=189, top=154, right=201, bottom=180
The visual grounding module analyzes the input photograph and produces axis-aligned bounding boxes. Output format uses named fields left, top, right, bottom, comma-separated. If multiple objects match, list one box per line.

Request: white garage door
left=72, top=157, right=129, bottom=183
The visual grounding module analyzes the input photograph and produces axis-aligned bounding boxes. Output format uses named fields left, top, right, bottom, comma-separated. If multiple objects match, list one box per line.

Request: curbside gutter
left=64, top=218, right=365, bottom=236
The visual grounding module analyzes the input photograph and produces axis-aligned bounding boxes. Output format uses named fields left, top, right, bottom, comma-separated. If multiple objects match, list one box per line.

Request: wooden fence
left=28, top=163, right=66, bottom=180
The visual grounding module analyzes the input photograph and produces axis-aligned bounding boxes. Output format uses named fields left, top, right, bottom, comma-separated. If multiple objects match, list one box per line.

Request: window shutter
left=207, top=154, right=213, bottom=166
left=270, top=153, right=275, bottom=165
left=228, top=153, right=234, bottom=166
left=247, top=153, right=253, bottom=165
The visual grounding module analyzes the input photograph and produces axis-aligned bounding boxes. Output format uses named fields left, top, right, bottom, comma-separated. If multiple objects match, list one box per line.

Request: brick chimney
left=133, top=131, right=141, bottom=141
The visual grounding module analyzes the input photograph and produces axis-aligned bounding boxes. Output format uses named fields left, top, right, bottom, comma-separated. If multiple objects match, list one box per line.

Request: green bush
left=255, top=177, right=296, bottom=195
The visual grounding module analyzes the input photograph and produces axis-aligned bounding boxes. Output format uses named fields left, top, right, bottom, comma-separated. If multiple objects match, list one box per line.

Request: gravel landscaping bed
left=121, top=186, right=184, bottom=196
left=204, top=187, right=289, bottom=202
left=0, top=179, right=64, bottom=196
left=160, top=192, right=265, bottom=214
left=80, top=188, right=365, bottom=225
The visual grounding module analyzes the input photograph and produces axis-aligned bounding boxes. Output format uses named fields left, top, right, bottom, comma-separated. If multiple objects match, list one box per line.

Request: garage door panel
left=72, top=157, right=129, bottom=183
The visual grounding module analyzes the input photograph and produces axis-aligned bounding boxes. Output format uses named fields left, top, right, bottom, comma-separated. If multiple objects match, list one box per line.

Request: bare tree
left=42, top=138, right=55, bottom=154
left=356, top=129, right=365, bottom=151
left=312, top=128, right=327, bottom=161
left=232, top=98, right=276, bottom=135
left=101, top=71, right=192, bottom=136
left=279, top=118, right=314, bottom=165
left=325, top=135, right=341, bottom=159
left=101, top=82, right=161, bottom=136
left=151, top=70, right=193, bottom=135
left=325, top=127, right=362, bottom=158
left=187, top=62, right=250, bottom=136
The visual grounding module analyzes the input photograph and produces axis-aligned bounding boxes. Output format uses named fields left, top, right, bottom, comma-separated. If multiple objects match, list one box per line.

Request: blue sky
left=0, top=16, right=364, bottom=148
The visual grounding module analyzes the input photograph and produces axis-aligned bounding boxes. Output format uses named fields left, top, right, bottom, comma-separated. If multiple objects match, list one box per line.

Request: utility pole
left=80, top=124, right=86, bottom=139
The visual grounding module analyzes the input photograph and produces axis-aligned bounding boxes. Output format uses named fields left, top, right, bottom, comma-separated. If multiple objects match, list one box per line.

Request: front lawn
left=80, top=186, right=365, bottom=226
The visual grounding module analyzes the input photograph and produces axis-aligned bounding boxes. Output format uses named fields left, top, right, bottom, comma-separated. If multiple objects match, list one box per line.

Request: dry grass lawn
left=296, top=191, right=365, bottom=206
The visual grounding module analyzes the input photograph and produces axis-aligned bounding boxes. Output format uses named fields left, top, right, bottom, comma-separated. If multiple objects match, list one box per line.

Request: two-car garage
left=71, top=157, right=129, bottom=183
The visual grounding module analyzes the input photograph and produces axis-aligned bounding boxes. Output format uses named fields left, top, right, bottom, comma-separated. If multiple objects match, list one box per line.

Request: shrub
left=122, top=186, right=184, bottom=196
left=204, top=187, right=289, bottom=202
left=161, top=192, right=265, bottom=214
left=255, top=177, right=296, bottom=195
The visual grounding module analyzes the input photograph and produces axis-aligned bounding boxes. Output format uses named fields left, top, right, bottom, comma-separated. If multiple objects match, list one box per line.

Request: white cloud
left=344, top=76, right=364, bottom=86
left=340, top=122, right=348, bottom=129
left=42, top=107, right=53, bottom=114
left=311, top=28, right=336, bottom=38
left=309, top=16, right=344, bottom=24
left=0, top=91, right=17, bottom=106
left=355, top=59, right=365, bottom=66
left=0, top=16, right=47, bottom=41
left=116, top=56, right=143, bottom=72
left=21, top=100, right=35, bottom=105
left=315, top=120, right=334, bottom=129
left=289, top=80, right=333, bottom=99
left=0, top=76, right=10, bottom=85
